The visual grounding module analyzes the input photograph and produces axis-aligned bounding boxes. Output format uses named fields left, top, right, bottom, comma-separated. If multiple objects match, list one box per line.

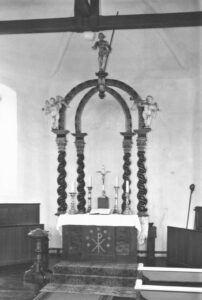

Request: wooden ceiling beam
left=0, top=11, right=201, bottom=35
left=100, top=11, right=202, bottom=30
left=74, top=0, right=91, bottom=17
left=90, top=0, right=99, bottom=17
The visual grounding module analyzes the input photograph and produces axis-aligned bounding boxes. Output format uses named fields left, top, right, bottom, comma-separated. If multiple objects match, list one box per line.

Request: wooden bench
left=134, top=263, right=202, bottom=300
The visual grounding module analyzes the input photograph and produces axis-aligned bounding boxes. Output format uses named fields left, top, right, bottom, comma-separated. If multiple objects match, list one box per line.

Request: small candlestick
left=115, top=176, right=119, bottom=187
left=86, top=186, right=93, bottom=213
left=71, top=181, right=75, bottom=193
left=113, top=185, right=120, bottom=214
left=125, top=180, right=129, bottom=193
left=88, top=176, right=92, bottom=187
left=69, top=192, right=77, bottom=214
left=123, top=191, right=132, bottom=215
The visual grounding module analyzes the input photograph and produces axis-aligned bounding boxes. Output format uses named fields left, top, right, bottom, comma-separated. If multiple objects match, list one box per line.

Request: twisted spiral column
left=134, top=129, right=150, bottom=216
left=120, top=132, right=134, bottom=213
left=73, top=133, right=87, bottom=214
left=53, top=130, right=69, bottom=216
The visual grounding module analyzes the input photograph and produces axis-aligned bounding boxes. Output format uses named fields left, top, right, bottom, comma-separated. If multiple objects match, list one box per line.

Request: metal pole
left=186, top=184, right=195, bottom=229
left=103, top=11, right=119, bottom=72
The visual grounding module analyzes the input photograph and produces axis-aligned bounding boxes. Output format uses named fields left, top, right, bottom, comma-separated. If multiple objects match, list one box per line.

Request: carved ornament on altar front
left=63, top=225, right=137, bottom=262
left=84, top=227, right=113, bottom=255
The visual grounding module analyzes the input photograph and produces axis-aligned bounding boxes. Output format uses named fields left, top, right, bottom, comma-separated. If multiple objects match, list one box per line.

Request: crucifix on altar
left=96, top=165, right=110, bottom=209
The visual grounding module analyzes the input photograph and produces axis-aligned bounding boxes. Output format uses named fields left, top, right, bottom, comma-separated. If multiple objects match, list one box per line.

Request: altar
left=57, top=214, right=141, bottom=263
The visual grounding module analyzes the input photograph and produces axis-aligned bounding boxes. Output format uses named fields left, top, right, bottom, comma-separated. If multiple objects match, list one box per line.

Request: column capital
left=72, top=132, right=87, bottom=155
left=52, top=129, right=70, bottom=136
left=120, top=132, right=135, bottom=138
left=72, top=132, right=88, bottom=139
left=134, top=128, right=151, bottom=136
left=136, top=136, right=148, bottom=151
left=120, top=132, right=135, bottom=154
left=56, top=136, right=68, bottom=152
left=53, top=130, right=69, bottom=151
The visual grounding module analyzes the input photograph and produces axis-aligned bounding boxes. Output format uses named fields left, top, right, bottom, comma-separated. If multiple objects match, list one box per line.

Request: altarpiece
left=44, top=32, right=159, bottom=263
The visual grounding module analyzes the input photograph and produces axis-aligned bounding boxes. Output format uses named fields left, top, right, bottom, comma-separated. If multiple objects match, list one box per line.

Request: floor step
left=41, top=283, right=136, bottom=298
left=53, top=261, right=138, bottom=277
left=0, top=289, right=34, bottom=300
left=51, top=273, right=135, bottom=287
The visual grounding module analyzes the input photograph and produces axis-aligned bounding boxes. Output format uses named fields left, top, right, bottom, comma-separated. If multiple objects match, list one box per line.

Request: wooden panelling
left=0, top=224, right=43, bottom=266
left=167, top=226, right=202, bottom=268
left=194, top=206, right=202, bottom=231
left=0, top=203, right=40, bottom=225
left=0, top=203, right=43, bottom=266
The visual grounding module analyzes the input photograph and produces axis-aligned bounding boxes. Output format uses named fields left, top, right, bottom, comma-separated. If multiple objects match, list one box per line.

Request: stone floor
left=0, top=263, right=35, bottom=300
left=0, top=255, right=61, bottom=300
left=0, top=255, right=167, bottom=300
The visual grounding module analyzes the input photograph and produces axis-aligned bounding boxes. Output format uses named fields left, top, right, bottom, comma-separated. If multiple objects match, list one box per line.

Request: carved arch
left=63, top=78, right=140, bottom=107
left=75, top=86, right=132, bottom=133
left=56, top=77, right=149, bottom=215
left=60, top=78, right=141, bottom=131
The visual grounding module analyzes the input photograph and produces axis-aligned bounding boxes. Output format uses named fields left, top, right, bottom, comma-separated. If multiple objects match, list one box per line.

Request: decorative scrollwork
left=137, top=150, right=148, bottom=214
left=56, top=151, right=68, bottom=215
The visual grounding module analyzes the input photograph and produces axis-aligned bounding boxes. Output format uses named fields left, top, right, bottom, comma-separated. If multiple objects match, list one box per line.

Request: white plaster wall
left=1, top=70, right=199, bottom=252
left=0, top=27, right=201, bottom=252
left=13, top=73, right=200, bottom=251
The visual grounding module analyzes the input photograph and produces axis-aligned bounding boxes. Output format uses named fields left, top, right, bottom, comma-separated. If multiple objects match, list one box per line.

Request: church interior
left=0, top=0, right=202, bottom=299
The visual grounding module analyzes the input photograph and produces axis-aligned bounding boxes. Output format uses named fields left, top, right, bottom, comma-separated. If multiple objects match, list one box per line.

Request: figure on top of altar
left=140, top=95, right=159, bottom=128
left=43, top=96, right=64, bottom=129
left=92, top=32, right=111, bottom=71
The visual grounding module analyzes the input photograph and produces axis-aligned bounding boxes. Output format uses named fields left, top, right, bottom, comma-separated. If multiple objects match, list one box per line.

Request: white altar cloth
left=56, top=214, right=141, bottom=233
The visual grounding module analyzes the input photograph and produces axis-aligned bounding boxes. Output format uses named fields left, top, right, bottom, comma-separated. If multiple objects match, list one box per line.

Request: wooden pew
left=134, top=263, right=202, bottom=300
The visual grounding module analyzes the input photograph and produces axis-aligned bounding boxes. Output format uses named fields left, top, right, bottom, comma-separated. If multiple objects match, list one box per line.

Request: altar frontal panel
left=62, top=225, right=137, bottom=263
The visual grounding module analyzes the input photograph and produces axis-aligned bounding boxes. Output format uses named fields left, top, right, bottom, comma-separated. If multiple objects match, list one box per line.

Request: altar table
left=57, top=214, right=141, bottom=263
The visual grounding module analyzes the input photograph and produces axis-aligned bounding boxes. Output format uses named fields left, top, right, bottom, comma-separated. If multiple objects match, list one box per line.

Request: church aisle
left=0, top=264, right=35, bottom=300
left=0, top=254, right=62, bottom=300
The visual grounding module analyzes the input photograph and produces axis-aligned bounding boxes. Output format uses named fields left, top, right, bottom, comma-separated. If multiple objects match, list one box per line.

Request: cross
left=96, top=165, right=110, bottom=196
